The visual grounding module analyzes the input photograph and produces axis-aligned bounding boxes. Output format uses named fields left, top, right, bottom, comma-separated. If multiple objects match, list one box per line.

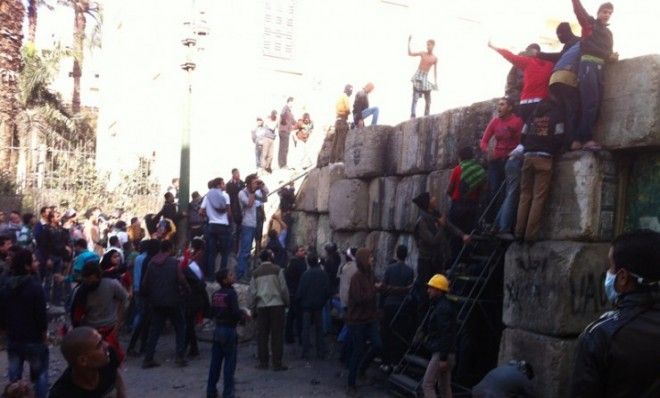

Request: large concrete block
left=426, top=169, right=453, bottom=214
left=396, top=117, right=439, bottom=175
left=316, top=163, right=346, bottom=213
left=595, top=55, right=660, bottom=149
left=332, top=231, right=368, bottom=254
left=365, top=231, right=398, bottom=278
left=316, top=128, right=335, bottom=168
left=396, top=234, right=419, bottom=274
left=499, top=328, right=577, bottom=398
left=386, top=127, right=403, bottom=176
left=295, top=168, right=320, bottom=212
left=315, top=214, right=332, bottom=255
left=328, top=179, right=369, bottom=231
left=344, top=125, right=395, bottom=178
left=368, top=176, right=400, bottom=230
left=436, top=99, right=497, bottom=169
left=394, top=175, right=428, bottom=232
left=288, top=211, right=319, bottom=252
left=539, top=151, right=617, bottom=241
left=503, top=241, right=610, bottom=336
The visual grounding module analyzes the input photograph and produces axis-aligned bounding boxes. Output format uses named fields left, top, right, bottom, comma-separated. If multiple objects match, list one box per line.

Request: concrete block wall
left=289, top=55, right=660, bottom=397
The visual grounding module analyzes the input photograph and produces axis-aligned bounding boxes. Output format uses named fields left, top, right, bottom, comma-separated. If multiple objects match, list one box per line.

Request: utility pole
left=177, top=0, right=207, bottom=250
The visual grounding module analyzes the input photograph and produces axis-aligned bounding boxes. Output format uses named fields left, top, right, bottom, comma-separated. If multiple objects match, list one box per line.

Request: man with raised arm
left=408, top=35, right=438, bottom=118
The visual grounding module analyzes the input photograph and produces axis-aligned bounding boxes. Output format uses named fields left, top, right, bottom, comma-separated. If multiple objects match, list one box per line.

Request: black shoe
left=273, top=364, right=289, bottom=371
left=175, top=357, right=188, bottom=367
left=141, top=359, right=161, bottom=369
left=255, top=363, right=269, bottom=370
left=188, top=349, right=200, bottom=358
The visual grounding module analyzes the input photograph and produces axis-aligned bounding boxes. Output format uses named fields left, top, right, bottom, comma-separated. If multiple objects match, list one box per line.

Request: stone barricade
left=328, top=179, right=369, bottom=231
left=503, top=241, right=610, bottom=336
left=368, top=176, right=400, bottom=230
left=499, top=328, right=577, bottom=398
left=539, top=151, right=616, bottom=241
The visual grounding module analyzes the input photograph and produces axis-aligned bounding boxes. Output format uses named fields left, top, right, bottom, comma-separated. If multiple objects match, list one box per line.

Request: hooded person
left=346, top=248, right=383, bottom=394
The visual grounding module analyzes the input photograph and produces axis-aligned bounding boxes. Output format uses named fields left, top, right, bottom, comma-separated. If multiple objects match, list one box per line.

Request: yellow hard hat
left=427, top=274, right=450, bottom=292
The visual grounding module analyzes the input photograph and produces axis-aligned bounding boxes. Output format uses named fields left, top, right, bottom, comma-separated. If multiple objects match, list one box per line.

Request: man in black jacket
left=352, top=83, right=379, bottom=127
left=0, top=249, right=49, bottom=398
left=379, top=245, right=415, bottom=370
left=141, top=240, right=191, bottom=368
left=421, top=274, right=457, bottom=398
left=182, top=239, right=209, bottom=358
left=284, top=246, right=307, bottom=344
left=570, top=230, right=660, bottom=398
left=296, top=251, right=331, bottom=359
left=225, top=168, right=245, bottom=253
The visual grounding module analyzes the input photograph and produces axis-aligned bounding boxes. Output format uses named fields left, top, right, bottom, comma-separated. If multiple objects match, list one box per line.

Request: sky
left=33, top=0, right=660, bottom=192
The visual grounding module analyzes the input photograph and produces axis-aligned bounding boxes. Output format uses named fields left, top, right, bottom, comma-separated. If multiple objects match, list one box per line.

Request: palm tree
left=0, top=0, right=25, bottom=171
left=66, top=0, right=101, bottom=114
left=27, top=0, right=54, bottom=43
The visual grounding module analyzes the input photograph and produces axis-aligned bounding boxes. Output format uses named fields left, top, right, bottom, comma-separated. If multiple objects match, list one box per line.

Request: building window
left=263, top=0, right=295, bottom=59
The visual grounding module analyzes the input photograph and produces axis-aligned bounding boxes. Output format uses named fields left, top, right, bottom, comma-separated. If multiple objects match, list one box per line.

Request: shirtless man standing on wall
left=408, top=35, right=438, bottom=118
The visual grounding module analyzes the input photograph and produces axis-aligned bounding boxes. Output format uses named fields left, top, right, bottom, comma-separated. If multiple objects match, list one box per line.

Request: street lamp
left=177, top=3, right=207, bottom=249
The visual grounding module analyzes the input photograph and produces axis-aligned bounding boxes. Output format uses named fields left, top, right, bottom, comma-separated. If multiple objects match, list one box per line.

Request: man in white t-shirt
left=200, top=177, right=231, bottom=281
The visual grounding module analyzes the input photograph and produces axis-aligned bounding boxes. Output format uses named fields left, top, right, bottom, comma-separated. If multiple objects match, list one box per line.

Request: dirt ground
left=1, top=328, right=389, bottom=398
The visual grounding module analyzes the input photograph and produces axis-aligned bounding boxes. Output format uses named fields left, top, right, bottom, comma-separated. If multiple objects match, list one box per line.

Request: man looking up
left=570, top=0, right=617, bottom=151
left=408, top=35, right=438, bottom=118
left=49, top=326, right=126, bottom=398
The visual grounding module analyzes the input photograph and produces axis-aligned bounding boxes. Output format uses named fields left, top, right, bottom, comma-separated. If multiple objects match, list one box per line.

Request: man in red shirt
left=479, top=98, right=524, bottom=224
left=489, top=41, right=554, bottom=124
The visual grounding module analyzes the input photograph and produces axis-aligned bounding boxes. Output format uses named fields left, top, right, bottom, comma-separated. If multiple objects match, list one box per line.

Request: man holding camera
left=237, top=174, right=269, bottom=281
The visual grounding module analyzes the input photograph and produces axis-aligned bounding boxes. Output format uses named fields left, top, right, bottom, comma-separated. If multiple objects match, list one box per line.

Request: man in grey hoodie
left=140, top=240, right=191, bottom=368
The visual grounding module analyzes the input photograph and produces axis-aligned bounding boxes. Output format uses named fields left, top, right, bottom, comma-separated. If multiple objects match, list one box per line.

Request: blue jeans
left=486, top=158, right=506, bottom=223
left=7, top=341, right=49, bottom=398
left=361, top=107, right=379, bottom=126
left=237, top=225, right=256, bottom=280
left=411, top=89, right=431, bottom=117
left=577, top=60, right=604, bottom=143
left=495, top=157, right=523, bottom=233
left=207, top=325, right=237, bottom=398
left=347, top=321, right=382, bottom=387
left=205, top=223, right=232, bottom=280
left=144, top=306, right=186, bottom=361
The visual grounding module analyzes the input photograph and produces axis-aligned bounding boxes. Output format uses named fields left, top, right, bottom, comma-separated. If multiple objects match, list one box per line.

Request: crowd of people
left=1, top=2, right=659, bottom=398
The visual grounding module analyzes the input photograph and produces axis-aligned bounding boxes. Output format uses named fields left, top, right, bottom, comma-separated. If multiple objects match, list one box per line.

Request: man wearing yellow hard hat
left=421, top=274, right=458, bottom=398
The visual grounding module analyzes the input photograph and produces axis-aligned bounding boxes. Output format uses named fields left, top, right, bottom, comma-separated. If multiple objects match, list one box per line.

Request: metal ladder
left=387, top=182, right=509, bottom=397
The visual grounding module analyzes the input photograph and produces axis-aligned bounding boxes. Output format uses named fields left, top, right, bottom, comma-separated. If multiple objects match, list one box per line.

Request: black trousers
left=549, top=82, right=580, bottom=146
left=382, top=304, right=415, bottom=366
